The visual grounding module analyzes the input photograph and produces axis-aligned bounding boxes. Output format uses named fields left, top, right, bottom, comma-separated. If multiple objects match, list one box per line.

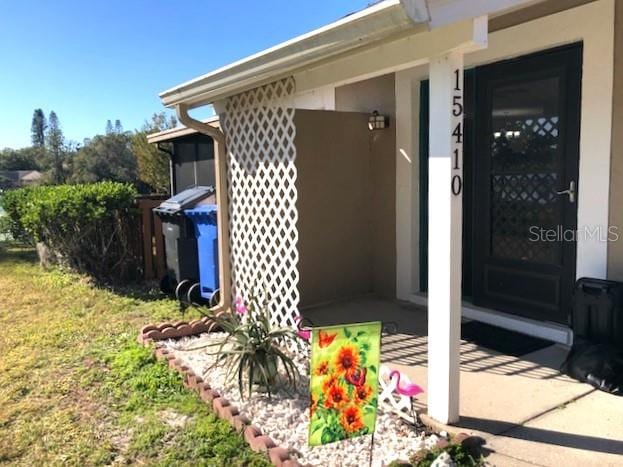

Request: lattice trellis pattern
left=491, top=116, right=559, bottom=172
left=221, top=77, right=299, bottom=328
left=489, top=115, right=562, bottom=265
left=491, top=173, right=560, bottom=264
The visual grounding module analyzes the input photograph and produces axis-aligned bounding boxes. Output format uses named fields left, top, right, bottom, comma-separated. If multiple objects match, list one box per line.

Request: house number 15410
left=451, top=68, right=463, bottom=196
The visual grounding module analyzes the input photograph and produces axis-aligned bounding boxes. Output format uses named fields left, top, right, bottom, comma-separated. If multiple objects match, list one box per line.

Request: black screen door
left=472, top=44, right=582, bottom=324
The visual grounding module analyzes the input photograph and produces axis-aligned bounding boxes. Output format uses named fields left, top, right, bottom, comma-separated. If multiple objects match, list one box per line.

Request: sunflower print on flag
left=308, top=321, right=382, bottom=446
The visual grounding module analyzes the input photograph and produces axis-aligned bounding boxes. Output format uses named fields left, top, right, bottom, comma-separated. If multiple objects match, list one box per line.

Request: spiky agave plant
left=201, top=295, right=300, bottom=399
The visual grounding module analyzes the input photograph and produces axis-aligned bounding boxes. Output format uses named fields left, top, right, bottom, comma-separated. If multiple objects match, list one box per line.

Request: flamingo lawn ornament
left=294, top=315, right=311, bottom=341
left=388, top=370, right=424, bottom=397
left=379, top=365, right=424, bottom=425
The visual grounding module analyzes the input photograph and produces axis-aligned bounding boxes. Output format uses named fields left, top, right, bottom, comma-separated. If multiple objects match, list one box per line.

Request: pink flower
left=234, top=296, right=247, bottom=315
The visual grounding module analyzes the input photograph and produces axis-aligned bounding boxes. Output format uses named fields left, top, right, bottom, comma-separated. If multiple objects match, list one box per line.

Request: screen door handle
left=556, top=180, right=576, bottom=203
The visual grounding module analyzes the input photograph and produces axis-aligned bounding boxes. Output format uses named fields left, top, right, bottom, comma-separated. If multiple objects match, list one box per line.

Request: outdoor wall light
left=368, top=111, right=389, bottom=131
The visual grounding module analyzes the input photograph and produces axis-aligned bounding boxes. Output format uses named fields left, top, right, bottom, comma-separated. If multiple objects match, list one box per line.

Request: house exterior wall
left=211, top=0, right=615, bottom=328
left=335, top=74, right=397, bottom=299
left=294, top=85, right=336, bottom=110
left=335, top=73, right=396, bottom=118
left=287, top=0, right=615, bottom=304
left=369, top=123, right=397, bottom=298
left=295, top=109, right=396, bottom=308
left=488, top=0, right=595, bottom=32
left=607, top=1, right=623, bottom=281
left=295, top=110, right=372, bottom=307
left=395, top=0, right=615, bottom=301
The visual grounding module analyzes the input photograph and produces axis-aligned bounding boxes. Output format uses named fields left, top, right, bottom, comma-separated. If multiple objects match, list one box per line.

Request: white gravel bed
left=162, top=333, right=440, bottom=467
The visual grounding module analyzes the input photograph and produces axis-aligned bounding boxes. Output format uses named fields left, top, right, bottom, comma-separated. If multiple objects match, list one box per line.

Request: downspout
left=176, top=103, right=232, bottom=314
left=156, top=142, right=176, bottom=195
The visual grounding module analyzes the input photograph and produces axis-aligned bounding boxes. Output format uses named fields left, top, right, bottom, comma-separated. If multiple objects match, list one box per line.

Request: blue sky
left=0, top=0, right=369, bottom=149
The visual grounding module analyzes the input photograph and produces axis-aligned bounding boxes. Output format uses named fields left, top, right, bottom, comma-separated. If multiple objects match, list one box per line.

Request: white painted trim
left=296, top=17, right=487, bottom=94
left=396, top=70, right=417, bottom=299
left=410, top=294, right=573, bottom=345
left=158, top=0, right=522, bottom=107
left=396, top=65, right=430, bottom=301
left=426, top=50, right=465, bottom=424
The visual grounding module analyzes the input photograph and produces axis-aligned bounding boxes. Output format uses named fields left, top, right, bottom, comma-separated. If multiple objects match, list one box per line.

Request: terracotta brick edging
left=138, top=317, right=302, bottom=467
left=139, top=319, right=480, bottom=466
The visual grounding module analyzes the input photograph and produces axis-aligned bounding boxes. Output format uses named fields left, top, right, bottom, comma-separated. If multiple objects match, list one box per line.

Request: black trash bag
left=561, top=339, right=623, bottom=395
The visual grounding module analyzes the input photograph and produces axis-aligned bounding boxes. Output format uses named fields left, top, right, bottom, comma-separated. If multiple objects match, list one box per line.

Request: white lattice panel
left=221, top=77, right=299, bottom=328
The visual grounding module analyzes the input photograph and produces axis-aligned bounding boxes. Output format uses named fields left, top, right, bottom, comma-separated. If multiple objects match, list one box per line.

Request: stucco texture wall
left=295, top=109, right=396, bottom=308
left=607, top=0, right=623, bottom=281
left=334, top=73, right=396, bottom=118
left=335, top=74, right=397, bottom=299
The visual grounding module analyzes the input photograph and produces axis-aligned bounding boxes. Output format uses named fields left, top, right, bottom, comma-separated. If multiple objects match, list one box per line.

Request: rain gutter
left=159, top=0, right=430, bottom=108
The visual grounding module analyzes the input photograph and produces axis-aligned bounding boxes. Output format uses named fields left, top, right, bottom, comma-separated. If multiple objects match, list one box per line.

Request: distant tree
left=0, top=173, right=12, bottom=190
left=105, top=120, right=113, bottom=135
left=131, top=112, right=177, bottom=194
left=114, top=119, right=123, bottom=134
left=30, top=109, right=47, bottom=147
left=0, top=147, right=41, bottom=171
left=59, top=140, right=80, bottom=178
left=70, top=132, right=137, bottom=184
left=46, top=111, right=65, bottom=184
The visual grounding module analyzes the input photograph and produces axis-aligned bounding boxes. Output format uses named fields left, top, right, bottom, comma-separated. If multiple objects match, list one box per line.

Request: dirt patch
left=159, top=408, right=192, bottom=429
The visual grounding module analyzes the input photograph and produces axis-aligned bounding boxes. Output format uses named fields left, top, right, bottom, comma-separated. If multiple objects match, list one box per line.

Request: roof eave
left=147, top=116, right=220, bottom=144
left=159, top=0, right=426, bottom=109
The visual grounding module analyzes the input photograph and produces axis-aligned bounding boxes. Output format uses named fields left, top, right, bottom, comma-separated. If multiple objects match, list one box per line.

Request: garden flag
left=308, top=321, right=382, bottom=446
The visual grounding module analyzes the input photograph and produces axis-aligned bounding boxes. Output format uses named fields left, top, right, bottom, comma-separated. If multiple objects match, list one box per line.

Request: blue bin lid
left=185, top=204, right=218, bottom=220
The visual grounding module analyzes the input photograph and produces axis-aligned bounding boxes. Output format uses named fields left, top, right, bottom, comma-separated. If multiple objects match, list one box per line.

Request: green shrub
left=0, top=213, right=12, bottom=241
left=389, top=441, right=484, bottom=467
left=0, top=187, right=34, bottom=244
left=0, top=182, right=140, bottom=282
left=201, top=295, right=300, bottom=399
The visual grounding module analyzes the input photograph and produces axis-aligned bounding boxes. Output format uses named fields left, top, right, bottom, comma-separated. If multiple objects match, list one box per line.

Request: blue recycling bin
left=184, top=205, right=219, bottom=301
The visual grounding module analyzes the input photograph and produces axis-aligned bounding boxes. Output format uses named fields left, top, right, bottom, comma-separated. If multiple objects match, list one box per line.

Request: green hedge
left=0, top=187, right=33, bottom=244
left=0, top=182, right=140, bottom=282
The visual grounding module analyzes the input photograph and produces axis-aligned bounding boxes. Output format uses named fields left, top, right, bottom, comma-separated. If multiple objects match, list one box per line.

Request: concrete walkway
left=304, top=297, right=623, bottom=467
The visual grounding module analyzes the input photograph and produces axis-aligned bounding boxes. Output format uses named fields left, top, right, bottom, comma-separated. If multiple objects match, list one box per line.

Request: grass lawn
left=0, top=244, right=270, bottom=467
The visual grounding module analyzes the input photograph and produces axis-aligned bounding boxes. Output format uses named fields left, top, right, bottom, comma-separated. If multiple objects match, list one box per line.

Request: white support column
left=427, top=50, right=464, bottom=424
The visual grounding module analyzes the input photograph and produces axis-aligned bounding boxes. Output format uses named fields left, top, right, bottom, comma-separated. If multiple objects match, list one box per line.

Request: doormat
left=461, top=321, right=553, bottom=357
